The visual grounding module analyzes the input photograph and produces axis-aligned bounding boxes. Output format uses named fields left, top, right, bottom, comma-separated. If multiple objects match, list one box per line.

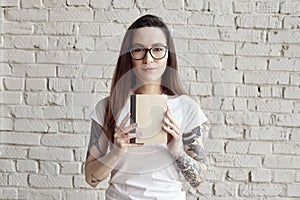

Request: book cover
left=130, top=94, right=167, bottom=144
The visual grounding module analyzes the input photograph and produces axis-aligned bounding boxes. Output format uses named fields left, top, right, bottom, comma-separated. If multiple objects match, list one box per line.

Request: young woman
left=85, top=14, right=207, bottom=199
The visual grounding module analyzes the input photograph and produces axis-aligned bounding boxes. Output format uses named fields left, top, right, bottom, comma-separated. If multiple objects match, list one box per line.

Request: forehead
left=132, top=27, right=167, bottom=45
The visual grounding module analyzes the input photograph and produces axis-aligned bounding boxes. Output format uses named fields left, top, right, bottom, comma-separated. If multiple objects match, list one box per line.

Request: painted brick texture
left=1, top=0, right=300, bottom=199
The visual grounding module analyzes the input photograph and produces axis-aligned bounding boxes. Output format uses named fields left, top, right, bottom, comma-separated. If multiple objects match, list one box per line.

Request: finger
left=163, top=124, right=179, bottom=139
left=119, top=112, right=131, bottom=129
left=165, top=110, right=180, bottom=129
left=164, top=117, right=180, bottom=134
left=119, top=122, right=138, bottom=134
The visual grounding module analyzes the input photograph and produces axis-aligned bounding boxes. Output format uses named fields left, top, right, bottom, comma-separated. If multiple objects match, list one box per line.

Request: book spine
left=130, top=94, right=136, bottom=143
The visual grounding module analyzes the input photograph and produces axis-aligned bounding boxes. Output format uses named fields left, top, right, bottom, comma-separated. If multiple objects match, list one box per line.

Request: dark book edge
left=130, top=94, right=136, bottom=143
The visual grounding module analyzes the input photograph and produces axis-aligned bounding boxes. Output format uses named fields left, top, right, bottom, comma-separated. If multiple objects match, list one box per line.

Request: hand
left=113, top=113, right=143, bottom=156
left=163, top=107, right=182, bottom=157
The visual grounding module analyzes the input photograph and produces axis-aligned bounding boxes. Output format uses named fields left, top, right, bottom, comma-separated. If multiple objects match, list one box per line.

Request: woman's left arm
left=164, top=109, right=207, bottom=189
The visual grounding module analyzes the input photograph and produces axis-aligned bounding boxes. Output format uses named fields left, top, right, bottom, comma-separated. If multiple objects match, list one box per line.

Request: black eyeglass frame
left=129, top=45, right=168, bottom=60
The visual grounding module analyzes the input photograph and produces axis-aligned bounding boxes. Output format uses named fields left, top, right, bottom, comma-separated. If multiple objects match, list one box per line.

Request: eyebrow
left=131, top=43, right=167, bottom=47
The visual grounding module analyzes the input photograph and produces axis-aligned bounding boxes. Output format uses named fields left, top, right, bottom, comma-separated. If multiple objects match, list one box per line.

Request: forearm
left=174, top=149, right=207, bottom=188
left=85, top=149, right=123, bottom=187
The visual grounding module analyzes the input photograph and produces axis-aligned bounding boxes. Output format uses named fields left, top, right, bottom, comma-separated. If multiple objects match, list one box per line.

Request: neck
left=134, top=84, right=164, bottom=95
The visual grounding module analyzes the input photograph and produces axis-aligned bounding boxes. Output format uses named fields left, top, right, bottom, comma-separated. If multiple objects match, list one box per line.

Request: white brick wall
left=1, top=0, right=300, bottom=199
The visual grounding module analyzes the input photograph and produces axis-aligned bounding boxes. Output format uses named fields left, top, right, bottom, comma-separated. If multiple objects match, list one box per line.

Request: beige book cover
left=130, top=94, right=167, bottom=144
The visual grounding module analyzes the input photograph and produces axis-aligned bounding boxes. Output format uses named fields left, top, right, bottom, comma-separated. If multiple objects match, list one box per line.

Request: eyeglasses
left=130, top=45, right=168, bottom=60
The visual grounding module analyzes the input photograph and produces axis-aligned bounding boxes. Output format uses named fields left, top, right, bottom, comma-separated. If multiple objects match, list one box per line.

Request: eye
left=132, top=47, right=144, bottom=52
left=152, top=47, right=164, bottom=52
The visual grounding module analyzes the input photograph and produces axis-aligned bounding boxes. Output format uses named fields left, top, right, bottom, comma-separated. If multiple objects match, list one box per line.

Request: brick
left=94, top=80, right=110, bottom=93
left=4, top=9, right=48, bottom=22
left=214, top=182, right=237, bottom=196
left=244, top=71, right=289, bottom=85
left=203, top=167, right=226, bottom=182
left=287, top=184, right=300, bottom=197
left=29, top=174, right=73, bottom=188
left=113, top=0, right=134, bottom=8
left=43, top=0, right=65, bottom=8
left=2, top=50, right=34, bottom=63
left=67, top=0, right=87, bottom=6
left=40, top=162, right=59, bottom=175
left=79, top=23, right=100, bottom=36
left=269, top=58, right=300, bottom=72
left=61, top=162, right=82, bottom=174
left=248, top=142, right=272, bottom=155
left=227, top=169, right=249, bottom=181
left=29, top=190, right=61, bottom=200
left=57, top=65, right=81, bottom=78
left=37, top=51, right=81, bottom=64
left=185, top=0, right=203, bottom=11
left=190, top=82, right=212, bottom=96
left=0, top=0, right=19, bottom=7
left=0, top=63, right=11, bottom=76
left=42, top=106, right=68, bottom=119
left=16, top=160, right=38, bottom=173
left=284, top=87, right=300, bottom=99
left=284, top=16, right=300, bottom=29
left=4, top=36, right=48, bottom=50
left=72, top=79, right=94, bottom=92
left=210, top=126, right=244, bottom=139
left=291, top=128, right=300, bottom=141
left=49, top=8, right=93, bottom=22
left=212, top=70, right=243, bottom=83
left=29, top=147, right=73, bottom=161
left=214, top=15, right=235, bottom=27
left=100, top=23, right=125, bottom=36
left=66, top=190, right=98, bottom=199
left=0, top=132, right=40, bottom=145
left=0, top=147, right=27, bottom=159
left=275, top=114, right=300, bottom=127
left=239, top=183, right=284, bottom=197
left=233, top=98, right=247, bottom=111
left=273, top=143, right=300, bottom=155
left=187, top=13, right=213, bottom=26
left=280, top=0, right=300, bottom=14
left=41, top=134, right=85, bottom=147
left=89, top=0, right=111, bottom=8
left=274, top=170, right=294, bottom=183
left=14, top=119, right=56, bottom=132
left=3, top=77, right=24, bottom=90
left=269, top=30, right=300, bottom=44
left=95, top=9, right=140, bottom=23
left=237, top=85, right=258, bottom=97
left=48, top=78, right=71, bottom=92
left=290, top=73, right=300, bottom=86
left=264, top=155, right=300, bottom=169
left=236, top=15, right=282, bottom=29
left=35, top=22, right=75, bottom=35
left=233, top=1, right=254, bottom=13
left=214, top=154, right=261, bottom=168
left=236, top=43, right=282, bottom=56
left=11, top=64, right=56, bottom=78
left=137, top=0, right=162, bottom=9
left=283, top=45, right=300, bottom=57
left=248, top=98, right=294, bottom=113
left=226, top=141, right=250, bottom=154
left=21, top=0, right=42, bottom=8
left=8, top=173, right=28, bottom=187
left=48, top=36, right=76, bottom=50
left=0, top=174, right=8, bottom=186
left=236, top=57, right=267, bottom=70
left=213, top=84, right=235, bottom=97
left=0, top=160, right=15, bottom=172
left=250, top=169, right=271, bottom=183
left=0, top=92, right=22, bottom=105
left=246, top=127, right=290, bottom=141
left=225, top=112, right=259, bottom=126
left=0, top=189, right=18, bottom=200
left=25, top=78, right=47, bottom=91
left=203, top=139, right=224, bottom=154
left=255, top=1, right=279, bottom=13
left=0, top=23, right=33, bottom=34
left=74, top=148, right=87, bottom=162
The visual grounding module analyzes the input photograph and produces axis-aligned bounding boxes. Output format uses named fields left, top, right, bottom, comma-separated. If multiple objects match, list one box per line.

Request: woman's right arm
left=85, top=113, right=142, bottom=187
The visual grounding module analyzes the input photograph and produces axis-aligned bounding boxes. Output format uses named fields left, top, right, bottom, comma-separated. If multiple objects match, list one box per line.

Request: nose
left=143, top=50, right=154, bottom=64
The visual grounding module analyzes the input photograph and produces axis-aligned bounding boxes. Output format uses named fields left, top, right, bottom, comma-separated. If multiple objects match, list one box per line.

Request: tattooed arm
left=175, top=126, right=207, bottom=188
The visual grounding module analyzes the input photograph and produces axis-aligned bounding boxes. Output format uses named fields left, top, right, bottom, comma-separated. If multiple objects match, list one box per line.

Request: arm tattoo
left=86, top=119, right=107, bottom=159
left=175, top=126, right=207, bottom=188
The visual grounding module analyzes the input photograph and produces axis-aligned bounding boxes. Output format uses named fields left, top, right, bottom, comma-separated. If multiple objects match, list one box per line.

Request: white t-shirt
left=90, top=95, right=207, bottom=200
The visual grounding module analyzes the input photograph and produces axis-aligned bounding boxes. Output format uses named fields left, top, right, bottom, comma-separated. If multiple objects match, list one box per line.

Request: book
left=130, top=94, right=167, bottom=144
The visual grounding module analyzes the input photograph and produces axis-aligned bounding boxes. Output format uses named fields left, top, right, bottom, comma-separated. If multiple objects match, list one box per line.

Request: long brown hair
left=103, top=14, right=186, bottom=142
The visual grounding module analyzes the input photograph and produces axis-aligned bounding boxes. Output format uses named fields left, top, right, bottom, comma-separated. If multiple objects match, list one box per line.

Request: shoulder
left=94, top=96, right=109, bottom=111
left=90, top=96, right=109, bottom=126
left=178, top=95, right=200, bottom=109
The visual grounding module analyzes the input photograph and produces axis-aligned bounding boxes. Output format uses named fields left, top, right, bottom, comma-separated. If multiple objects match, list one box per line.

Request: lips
left=142, top=67, right=157, bottom=71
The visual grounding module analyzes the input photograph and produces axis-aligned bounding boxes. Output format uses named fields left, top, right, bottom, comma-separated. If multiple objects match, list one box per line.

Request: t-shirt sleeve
left=89, top=97, right=109, bottom=127
left=183, top=96, right=207, bottom=132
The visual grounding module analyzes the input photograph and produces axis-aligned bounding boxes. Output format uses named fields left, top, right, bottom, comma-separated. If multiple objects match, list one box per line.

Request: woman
left=85, top=14, right=207, bottom=199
